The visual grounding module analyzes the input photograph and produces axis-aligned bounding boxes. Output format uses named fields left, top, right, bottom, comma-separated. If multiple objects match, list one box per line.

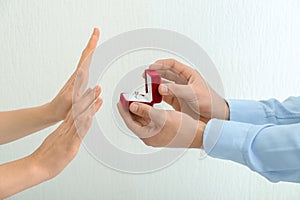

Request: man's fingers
left=158, top=83, right=198, bottom=113
left=117, top=102, right=143, bottom=134
left=162, top=95, right=181, bottom=111
left=150, top=59, right=195, bottom=80
left=129, top=103, right=163, bottom=125
left=117, top=102, right=158, bottom=139
left=148, top=63, right=187, bottom=84
left=158, top=83, right=192, bottom=99
left=131, top=114, right=150, bottom=127
left=118, top=102, right=167, bottom=139
left=154, top=69, right=187, bottom=84
left=129, top=103, right=152, bottom=119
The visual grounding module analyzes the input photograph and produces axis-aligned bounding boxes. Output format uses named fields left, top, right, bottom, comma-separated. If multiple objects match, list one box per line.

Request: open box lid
left=120, top=69, right=162, bottom=106
left=144, top=69, right=162, bottom=104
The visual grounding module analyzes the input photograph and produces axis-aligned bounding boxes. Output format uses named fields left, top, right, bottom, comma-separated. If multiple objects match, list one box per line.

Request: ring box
left=120, top=69, right=162, bottom=108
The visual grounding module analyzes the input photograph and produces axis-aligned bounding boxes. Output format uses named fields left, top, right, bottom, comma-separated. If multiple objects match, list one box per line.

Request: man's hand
left=149, top=59, right=229, bottom=122
left=49, top=28, right=100, bottom=122
left=117, top=102, right=205, bottom=148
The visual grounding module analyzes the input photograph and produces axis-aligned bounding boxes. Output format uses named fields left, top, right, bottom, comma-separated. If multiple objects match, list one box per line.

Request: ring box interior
left=120, top=69, right=162, bottom=108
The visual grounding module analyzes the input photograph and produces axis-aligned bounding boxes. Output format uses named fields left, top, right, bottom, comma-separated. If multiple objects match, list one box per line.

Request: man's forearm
left=0, top=103, right=59, bottom=144
left=203, top=119, right=300, bottom=183
left=227, top=97, right=300, bottom=125
left=0, top=155, right=48, bottom=199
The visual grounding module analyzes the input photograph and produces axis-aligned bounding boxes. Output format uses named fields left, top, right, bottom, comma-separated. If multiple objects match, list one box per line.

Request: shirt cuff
left=203, top=119, right=254, bottom=166
left=227, top=99, right=268, bottom=124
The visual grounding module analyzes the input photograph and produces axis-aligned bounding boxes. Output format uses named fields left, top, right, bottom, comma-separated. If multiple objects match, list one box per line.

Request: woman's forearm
left=0, top=155, right=48, bottom=199
left=0, top=103, right=59, bottom=144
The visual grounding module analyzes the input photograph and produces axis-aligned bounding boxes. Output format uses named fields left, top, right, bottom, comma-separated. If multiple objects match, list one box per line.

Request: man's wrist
left=224, top=100, right=230, bottom=120
left=190, top=120, right=205, bottom=148
left=198, top=121, right=205, bottom=149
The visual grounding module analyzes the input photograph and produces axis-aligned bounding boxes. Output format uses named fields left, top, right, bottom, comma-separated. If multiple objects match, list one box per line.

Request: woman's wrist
left=27, top=153, right=51, bottom=181
left=0, top=155, right=50, bottom=199
left=42, top=102, right=63, bottom=124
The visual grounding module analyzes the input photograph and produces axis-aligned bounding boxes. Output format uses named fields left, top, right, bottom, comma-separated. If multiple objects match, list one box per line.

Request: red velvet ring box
left=120, top=69, right=162, bottom=108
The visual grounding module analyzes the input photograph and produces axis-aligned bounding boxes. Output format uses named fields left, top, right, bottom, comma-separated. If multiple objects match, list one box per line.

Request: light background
left=1, top=0, right=300, bottom=199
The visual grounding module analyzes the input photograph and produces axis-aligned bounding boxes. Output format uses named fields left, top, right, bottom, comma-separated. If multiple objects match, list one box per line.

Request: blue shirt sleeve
left=203, top=119, right=300, bottom=183
left=227, top=96, right=300, bottom=125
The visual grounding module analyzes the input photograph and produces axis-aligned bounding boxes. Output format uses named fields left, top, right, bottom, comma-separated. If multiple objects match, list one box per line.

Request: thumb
left=129, top=102, right=163, bottom=124
left=158, top=83, right=194, bottom=100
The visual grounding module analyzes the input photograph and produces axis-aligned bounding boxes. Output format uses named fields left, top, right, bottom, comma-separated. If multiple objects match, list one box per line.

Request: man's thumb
left=158, top=83, right=193, bottom=99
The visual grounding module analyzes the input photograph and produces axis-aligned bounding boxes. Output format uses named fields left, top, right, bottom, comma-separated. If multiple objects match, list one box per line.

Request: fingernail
left=161, top=84, right=168, bottom=93
left=131, top=104, right=138, bottom=112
